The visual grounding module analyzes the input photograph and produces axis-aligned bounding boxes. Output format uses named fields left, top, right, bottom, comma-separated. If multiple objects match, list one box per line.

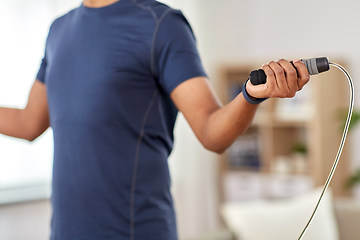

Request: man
left=0, top=0, right=310, bottom=239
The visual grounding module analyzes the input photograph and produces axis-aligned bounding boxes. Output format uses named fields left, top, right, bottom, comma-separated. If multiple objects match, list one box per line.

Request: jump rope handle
left=249, top=57, right=330, bottom=85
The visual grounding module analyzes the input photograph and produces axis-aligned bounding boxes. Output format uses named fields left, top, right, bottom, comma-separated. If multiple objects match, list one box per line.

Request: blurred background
left=1, top=0, right=360, bottom=240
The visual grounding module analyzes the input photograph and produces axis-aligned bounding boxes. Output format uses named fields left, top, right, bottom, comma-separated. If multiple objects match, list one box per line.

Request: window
left=0, top=0, right=81, bottom=204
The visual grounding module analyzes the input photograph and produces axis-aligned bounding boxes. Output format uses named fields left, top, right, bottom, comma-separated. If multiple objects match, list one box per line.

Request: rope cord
left=298, top=62, right=355, bottom=240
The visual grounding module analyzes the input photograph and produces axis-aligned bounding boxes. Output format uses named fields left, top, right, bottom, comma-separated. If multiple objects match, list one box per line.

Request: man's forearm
left=0, top=107, right=30, bottom=140
left=200, top=93, right=259, bottom=153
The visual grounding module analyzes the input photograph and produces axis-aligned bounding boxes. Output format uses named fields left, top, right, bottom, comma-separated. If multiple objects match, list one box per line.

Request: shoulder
left=154, top=8, right=195, bottom=44
left=159, top=9, right=192, bottom=33
left=49, top=8, right=77, bottom=31
left=134, top=0, right=188, bottom=25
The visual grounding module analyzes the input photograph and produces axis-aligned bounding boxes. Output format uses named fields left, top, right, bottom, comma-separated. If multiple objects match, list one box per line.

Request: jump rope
left=249, top=57, right=354, bottom=240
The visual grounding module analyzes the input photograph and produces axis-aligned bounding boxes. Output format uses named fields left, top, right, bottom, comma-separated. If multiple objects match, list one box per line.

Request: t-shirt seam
left=130, top=0, right=172, bottom=79
left=130, top=0, right=159, bottom=21
left=149, top=8, right=172, bottom=78
left=129, top=89, right=159, bottom=240
left=127, top=4, right=172, bottom=240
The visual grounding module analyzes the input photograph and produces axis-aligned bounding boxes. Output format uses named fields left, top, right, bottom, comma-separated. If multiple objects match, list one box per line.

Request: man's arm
left=0, top=80, right=49, bottom=141
left=170, top=59, right=310, bottom=154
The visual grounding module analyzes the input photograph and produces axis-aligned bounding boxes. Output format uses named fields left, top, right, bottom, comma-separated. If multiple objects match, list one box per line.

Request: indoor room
left=0, top=0, right=360, bottom=240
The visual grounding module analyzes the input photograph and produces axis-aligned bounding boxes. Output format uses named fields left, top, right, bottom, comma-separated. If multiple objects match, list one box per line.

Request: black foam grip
left=249, top=69, right=267, bottom=86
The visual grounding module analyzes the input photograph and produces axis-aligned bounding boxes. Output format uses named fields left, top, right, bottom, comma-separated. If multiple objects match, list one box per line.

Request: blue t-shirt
left=36, top=0, right=207, bottom=239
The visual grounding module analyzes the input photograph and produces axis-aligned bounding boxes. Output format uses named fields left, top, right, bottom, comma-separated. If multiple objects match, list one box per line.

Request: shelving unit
left=216, top=61, right=351, bottom=203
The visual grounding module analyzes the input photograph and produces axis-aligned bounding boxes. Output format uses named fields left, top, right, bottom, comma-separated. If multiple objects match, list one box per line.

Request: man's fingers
left=277, top=59, right=297, bottom=97
left=268, top=61, right=288, bottom=95
left=293, top=59, right=310, bottom=90
left=261, top=63, right=277, bottom=95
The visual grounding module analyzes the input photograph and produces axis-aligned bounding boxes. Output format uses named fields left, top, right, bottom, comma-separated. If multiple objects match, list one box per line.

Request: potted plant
left=291, top=142, right=307, bottom=174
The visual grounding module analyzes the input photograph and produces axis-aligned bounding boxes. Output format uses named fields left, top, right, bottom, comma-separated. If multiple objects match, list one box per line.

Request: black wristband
left=242, top=79, right=268, bottom=105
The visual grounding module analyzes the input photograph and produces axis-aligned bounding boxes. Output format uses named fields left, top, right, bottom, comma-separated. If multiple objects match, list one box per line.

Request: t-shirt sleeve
left=154, top=10, right=207, bottom=95
left=36, top=21, right=55, bottom=84
left=36, top=54, right=47, bottom=83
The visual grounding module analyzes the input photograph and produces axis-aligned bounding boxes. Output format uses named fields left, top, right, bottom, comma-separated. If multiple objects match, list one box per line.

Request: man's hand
left=246, top=59, right=310, bottom=99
